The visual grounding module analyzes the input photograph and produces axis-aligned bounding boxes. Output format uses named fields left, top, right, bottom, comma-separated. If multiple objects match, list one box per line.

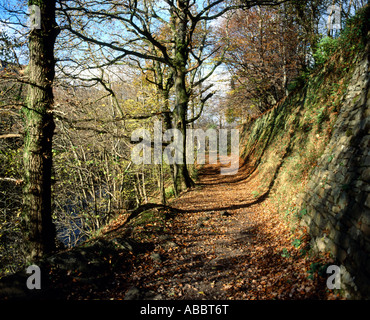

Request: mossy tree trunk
left=22, top=0, right=59, bottom=261
left=171, top=0, right=195, bottom=193
left=173, top=69, right=195, bottom=192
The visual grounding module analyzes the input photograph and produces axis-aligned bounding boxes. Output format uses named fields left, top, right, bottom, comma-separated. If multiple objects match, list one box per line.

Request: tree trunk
left=22, top=0, right=59, bottom=261
left=159, top=163, right=166, bottom=205
left=141, top=169, right=148, bottom=203
left=172, top=1, right=195, bottom=193
left=281, top=3, right=289, bottom=97
left=161, top=90, right=178, bottom=197
left=173, top=71, right=195, bottom=192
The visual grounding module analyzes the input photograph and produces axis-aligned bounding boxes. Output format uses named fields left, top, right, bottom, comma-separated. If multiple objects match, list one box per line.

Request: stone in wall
left=300, top=42, right=370, bottom=299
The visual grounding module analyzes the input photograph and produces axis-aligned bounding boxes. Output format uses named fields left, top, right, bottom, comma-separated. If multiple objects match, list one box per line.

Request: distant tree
left=219, top=5, right=304, bottom=116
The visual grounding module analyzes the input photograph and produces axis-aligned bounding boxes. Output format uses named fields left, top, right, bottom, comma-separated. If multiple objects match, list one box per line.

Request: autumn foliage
left=218, top=6, right=305, bottom=119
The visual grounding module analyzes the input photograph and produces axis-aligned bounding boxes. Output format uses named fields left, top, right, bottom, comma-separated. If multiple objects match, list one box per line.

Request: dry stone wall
left=300, top=42, right=370, bottom=299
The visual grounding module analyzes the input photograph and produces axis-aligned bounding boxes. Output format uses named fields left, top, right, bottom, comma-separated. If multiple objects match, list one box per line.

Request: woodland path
left=0, top=157, right=332, bottom=300
left=120, top=158, right=331, bottom=300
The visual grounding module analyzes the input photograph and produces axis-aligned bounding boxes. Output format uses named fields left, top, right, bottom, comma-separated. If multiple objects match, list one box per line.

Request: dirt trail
left=0, top=157, right=338, bottom=300
left=125, top=158, right=330, bottom=300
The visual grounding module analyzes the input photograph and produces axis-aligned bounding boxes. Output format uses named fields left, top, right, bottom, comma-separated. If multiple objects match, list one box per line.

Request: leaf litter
left=108, top=157, right=340, bottom=300
left=45, top=157, right=340, bottom=300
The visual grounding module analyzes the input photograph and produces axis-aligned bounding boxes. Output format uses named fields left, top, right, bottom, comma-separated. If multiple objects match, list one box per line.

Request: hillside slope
left=239, top=6, right=370, bottom=298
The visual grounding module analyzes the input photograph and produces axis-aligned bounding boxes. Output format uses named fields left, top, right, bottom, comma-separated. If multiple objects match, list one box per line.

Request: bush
left=313, top=36, right=339, bottom=66
left=313, top=4, right=370, bottom=68
left=339, top=4, right=370, bottom=52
